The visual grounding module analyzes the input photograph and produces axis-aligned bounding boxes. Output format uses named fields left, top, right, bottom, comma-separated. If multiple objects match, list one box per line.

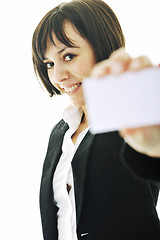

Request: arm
left=120, top=141, right=160, bottom=182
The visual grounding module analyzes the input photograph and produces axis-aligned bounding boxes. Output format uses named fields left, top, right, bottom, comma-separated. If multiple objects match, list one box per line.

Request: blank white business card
left=83, top=68, right=160, bottom=133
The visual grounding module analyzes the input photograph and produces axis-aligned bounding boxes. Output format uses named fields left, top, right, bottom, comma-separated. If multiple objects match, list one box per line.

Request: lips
left=61, top=83, right=82, bottom=94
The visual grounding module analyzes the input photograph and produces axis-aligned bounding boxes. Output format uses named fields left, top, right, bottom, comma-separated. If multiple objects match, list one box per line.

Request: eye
left=64, top=53, right=76, bottom=62
left=45, top=62, right=54, bottom=70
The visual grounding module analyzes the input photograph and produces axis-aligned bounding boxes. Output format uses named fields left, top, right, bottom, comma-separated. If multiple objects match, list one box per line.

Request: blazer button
left=81, top=232, right=89, bottom=237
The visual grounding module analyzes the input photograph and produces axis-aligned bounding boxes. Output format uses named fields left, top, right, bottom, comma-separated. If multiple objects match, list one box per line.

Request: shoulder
left=50, top=119, right=68, bottom=138
left=46, top=119, right=69, bottom=150
left=41, top=120, right=69, bottom=174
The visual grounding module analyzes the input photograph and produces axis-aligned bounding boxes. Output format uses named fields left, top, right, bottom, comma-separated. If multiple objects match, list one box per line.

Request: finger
left=91, top=59, right=111, bottom=77
left=110, top=47, right=130, bottom=61
left=128, top=55, right=153, bottom=71
left=91, top=48, right=131, bottom=77
left=107, top=48, right=131, bottom=73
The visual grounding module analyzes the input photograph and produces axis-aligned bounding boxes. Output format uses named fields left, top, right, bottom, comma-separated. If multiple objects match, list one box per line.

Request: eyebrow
left=43, top=45, right=80, bottom=61
left=58, top=46, right=68, bottom=54
left=43, top=47, right=68, bottom=60
left=58, top=45, right=80, bottom=54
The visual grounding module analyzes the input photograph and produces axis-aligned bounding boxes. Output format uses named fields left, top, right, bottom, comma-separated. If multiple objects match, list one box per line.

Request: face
left=43, top=21, right=96, bottom=108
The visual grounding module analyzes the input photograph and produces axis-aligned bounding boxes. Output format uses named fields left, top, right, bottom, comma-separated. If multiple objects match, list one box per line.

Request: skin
left=43, top=21, right=96, bottom=143
left=91, top=48, right=160, bottom=158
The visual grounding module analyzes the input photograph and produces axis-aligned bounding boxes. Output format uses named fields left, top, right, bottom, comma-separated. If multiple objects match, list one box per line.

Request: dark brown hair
left=32, top=0, right=125, bottom=96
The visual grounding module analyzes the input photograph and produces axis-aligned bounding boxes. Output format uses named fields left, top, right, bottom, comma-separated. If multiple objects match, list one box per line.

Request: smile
left=62, top=83, right=81, bottom=94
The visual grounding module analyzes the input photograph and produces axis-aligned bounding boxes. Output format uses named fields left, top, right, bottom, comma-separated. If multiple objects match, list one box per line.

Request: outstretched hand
left=91, top=48, right=160, bottom=158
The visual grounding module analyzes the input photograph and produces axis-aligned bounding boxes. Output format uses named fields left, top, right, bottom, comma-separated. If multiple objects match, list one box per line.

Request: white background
left=0, top=0, right=160, bottom=239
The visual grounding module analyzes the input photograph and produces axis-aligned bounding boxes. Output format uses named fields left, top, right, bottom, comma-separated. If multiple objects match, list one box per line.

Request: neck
left=82, top=105, right=88, bottom=127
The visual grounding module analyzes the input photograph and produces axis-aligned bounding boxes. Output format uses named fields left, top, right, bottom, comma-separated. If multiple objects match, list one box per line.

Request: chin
left=70, top=100, right=85, bottom=108
left=67, top=94, right=85, bottom=108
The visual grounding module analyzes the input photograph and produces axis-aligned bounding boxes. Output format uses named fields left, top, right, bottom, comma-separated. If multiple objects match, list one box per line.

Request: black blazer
left=40, top=120, right=160, bottom=240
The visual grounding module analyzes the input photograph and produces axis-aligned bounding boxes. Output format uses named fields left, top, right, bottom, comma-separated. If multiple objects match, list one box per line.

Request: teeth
left=65, top=84, right=80, bottom=93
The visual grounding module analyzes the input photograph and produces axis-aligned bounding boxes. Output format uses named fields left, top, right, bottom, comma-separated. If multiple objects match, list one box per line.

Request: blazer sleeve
left=120, top=142, right=160, bottom=183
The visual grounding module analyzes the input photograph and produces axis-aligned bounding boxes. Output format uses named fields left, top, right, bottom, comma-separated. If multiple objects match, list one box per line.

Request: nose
left=52, top=63, right=70, bottom=84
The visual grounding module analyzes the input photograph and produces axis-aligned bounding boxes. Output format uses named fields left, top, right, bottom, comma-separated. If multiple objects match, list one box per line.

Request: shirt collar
left=63, top=105, right=83, bottom=129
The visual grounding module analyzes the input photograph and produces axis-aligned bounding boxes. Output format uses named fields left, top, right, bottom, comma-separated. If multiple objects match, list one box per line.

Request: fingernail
left=92, top=68, right=106, bottom=77
left=130, top=59, right=140, bottom=69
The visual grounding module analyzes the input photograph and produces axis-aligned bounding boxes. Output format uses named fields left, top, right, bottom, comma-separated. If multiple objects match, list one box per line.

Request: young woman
left=32, top=0, right=160, bottom=239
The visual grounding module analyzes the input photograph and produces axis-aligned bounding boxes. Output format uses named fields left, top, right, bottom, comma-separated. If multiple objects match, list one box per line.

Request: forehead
left=63, top=21, right=81, bottom=41
left=45, top=21, right=86, bottom=53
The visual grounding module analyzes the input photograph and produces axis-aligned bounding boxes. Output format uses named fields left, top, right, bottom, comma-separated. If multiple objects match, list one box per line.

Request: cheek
left=74, top=59, right=95, bottom=78
left=48, top=70, right=55, bottom=86
left=47, top=70, right=53, bottom=83
left=47, top=70, right=59, bottom=90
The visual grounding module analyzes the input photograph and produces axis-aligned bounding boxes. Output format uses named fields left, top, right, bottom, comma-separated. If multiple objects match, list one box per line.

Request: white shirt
left=53, top=106, right=89, bottom=240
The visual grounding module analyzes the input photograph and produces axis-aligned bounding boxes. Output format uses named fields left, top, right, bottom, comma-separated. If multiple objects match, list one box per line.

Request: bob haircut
left=32, top=0, right=125, bottom=97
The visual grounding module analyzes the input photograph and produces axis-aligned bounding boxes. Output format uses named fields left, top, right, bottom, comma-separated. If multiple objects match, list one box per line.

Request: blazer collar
left=72, top=131, right=95, bottom=224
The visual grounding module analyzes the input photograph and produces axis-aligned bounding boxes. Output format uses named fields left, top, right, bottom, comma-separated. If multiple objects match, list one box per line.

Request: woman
left=32, top=0, right=160, bottom=239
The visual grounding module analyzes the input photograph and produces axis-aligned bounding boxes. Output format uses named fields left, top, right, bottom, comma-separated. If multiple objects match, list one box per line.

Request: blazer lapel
left=41, top=120, right=69, bottom=180
left=72, top=131, right=95, bottom=224
left=40, top=120, right=69, bottom=239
